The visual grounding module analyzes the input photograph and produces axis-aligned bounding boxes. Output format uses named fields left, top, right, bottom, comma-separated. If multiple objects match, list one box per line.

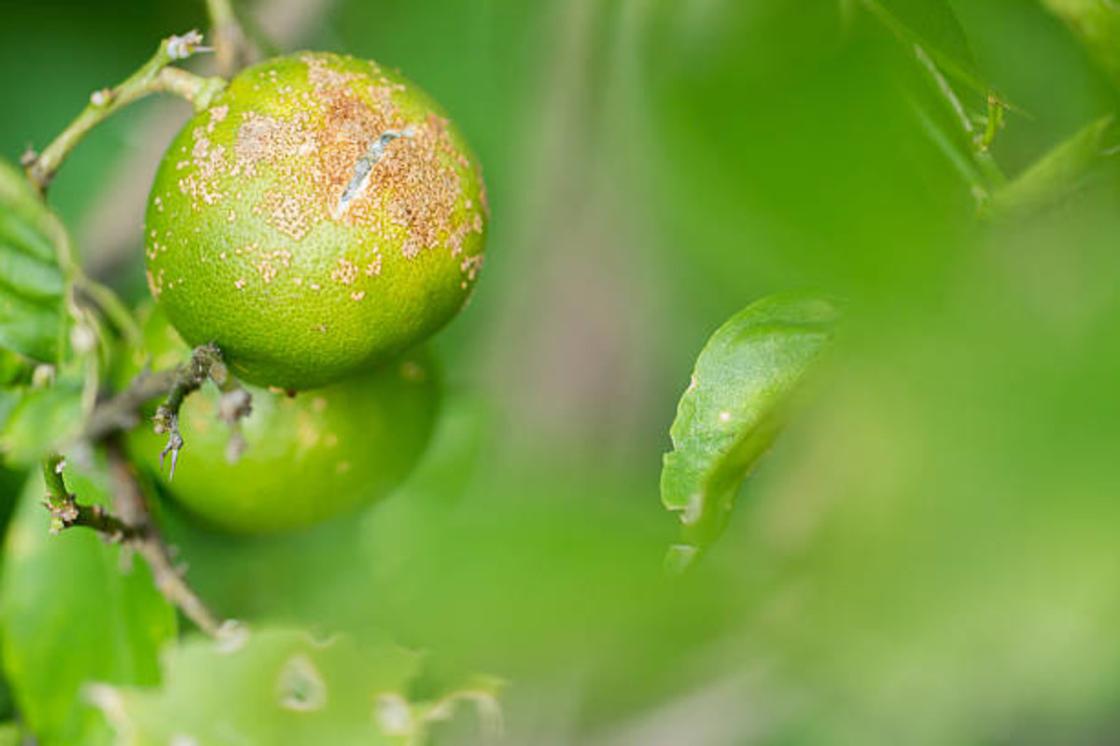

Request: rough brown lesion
left=178, top=54, right=485, bottom=291
left=255, top=187, right=314, bottom=241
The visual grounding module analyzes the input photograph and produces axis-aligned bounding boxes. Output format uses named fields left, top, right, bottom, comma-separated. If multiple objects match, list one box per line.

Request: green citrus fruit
left=123, top=306, right=439, bottom=534
left=145, top=51, right=487, bottom=390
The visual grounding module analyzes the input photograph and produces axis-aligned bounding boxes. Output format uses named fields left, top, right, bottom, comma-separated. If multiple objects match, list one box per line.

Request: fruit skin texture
left=145, top=51, right=487, bottom=391
left=124, top=307, right=439, bottom=535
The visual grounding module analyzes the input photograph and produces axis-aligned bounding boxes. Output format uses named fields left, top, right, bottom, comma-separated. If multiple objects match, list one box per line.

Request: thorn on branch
left=156, top=413, right=184, bottom=479
left=149, top=342, right=252, bottom=476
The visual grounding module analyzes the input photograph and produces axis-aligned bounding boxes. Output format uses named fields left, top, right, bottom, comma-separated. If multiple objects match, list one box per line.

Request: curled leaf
left=661, top=293, right=839, bottom=569
left=988, top=116, right=1116, bottom=217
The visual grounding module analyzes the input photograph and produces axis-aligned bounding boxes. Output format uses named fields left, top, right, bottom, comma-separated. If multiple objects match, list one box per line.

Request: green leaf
left=1041, top=0, right=1120, bottom=85
left=0, top=377, right=83, bottom=467
left=92, top=626, right=502, bottom=745
left=0, top=464, right=177, bottom=745
left=864, top=0, right=985, bottom=93
left=989, top=116, right=1116, bottom=217
left=661, top=293, right=839, bottom=568
left=0, top=724, right=21, bottom=746
left=0, top=159, right=69, bottom=364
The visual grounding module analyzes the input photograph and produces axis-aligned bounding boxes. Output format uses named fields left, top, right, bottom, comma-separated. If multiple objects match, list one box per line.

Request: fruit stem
left=23, top=30, right=227, bottom=193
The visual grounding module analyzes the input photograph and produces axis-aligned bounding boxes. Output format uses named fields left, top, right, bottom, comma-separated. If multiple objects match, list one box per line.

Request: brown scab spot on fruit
left=365, top=255, right=382, bottom=276
left=460, top=254, right=484, bottom=283
left=296, top=410, right=321, bottom=449
left=206, top=105, right=228, bottom=135
left=479, top=181, right=491, bottom=217
left=400, top=360, right=427, bottom=382
left=258, top=187, right=314, bottom=241
left=350, top=291, right=365, bottom=302
left=303, top=53, right=362, bottom=91
left=330, top=258, right=358, bottom=285
left=234, top=278, right=247, bottom=290
left=234, top=110, right=314, bottom=179
left=257, top=259, right=279, bottom=284
left=347, top=112, right=471, bottom=262
left=146, top=268, right=164, bottom=298
left=276, top=654, right=327, bottom=712
left=333, top=128, right=413, bottom=219
left=315, top=98, right=397, bottom=216
left=178, top=126, right=229, bottom=208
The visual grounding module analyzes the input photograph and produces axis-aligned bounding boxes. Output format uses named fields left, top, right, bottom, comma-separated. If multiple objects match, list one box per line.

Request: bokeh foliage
left=0, top=0, right=1118, bottom=743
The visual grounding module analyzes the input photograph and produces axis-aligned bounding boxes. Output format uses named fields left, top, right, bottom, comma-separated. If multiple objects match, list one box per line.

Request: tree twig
left=206, top=0, right=253, bottom=77
left=104, top=439, right=225, bottom=637
left=23, top=30, right=227, bottom=192
left=79, top=341, right=253, bottom=475
left=41, top=455, right=141, bottom=539
left=80, top=369, right=180, bottom=443
left=152, top=344, right=225, bottom=478
left=39, top=451, right=226, bottom=637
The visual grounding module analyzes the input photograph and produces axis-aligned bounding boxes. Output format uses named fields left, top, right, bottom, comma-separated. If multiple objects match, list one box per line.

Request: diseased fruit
left=145, top=51, right=487, bottom=391
left=123, top=306, right=439, bottom=534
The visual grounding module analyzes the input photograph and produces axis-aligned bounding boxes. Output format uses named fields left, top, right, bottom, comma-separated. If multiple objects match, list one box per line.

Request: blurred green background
left=1, top=0, right=1119, bottom=743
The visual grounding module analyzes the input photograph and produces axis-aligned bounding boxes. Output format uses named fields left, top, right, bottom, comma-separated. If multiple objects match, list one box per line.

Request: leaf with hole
left=661, top=293, right=839, bottom=570
left=93, top=626, right=502, bottom=745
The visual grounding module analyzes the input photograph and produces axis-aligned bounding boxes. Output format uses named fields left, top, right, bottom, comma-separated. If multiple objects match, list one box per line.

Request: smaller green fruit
left=124, top=307, right=438, bottom=534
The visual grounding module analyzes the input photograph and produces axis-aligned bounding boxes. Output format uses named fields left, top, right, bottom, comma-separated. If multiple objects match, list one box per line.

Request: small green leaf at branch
left=661, top=293, right=840, bottom=570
